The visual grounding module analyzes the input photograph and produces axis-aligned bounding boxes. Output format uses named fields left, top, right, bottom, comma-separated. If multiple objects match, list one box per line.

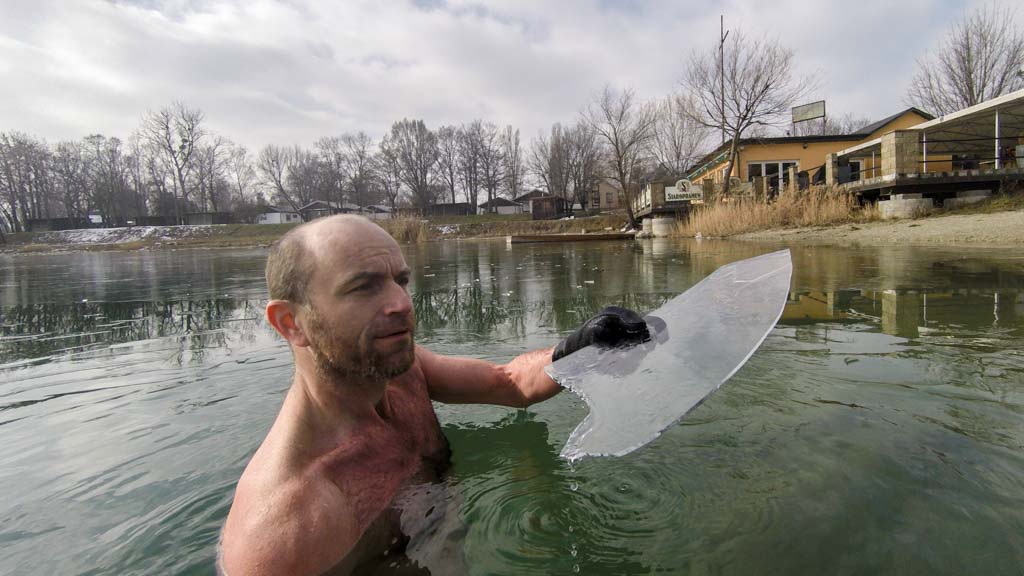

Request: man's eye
left=397, top=276, right=410, bottom=287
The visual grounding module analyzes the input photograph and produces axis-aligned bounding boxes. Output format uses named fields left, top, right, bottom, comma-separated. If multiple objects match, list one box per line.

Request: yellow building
left=686, top=108, right=934, bottom=194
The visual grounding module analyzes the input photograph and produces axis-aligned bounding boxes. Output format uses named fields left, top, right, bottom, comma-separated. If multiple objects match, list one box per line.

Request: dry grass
left=674, top=187, right=876, bottom=237
left=378, top=218, right=429, bottom=244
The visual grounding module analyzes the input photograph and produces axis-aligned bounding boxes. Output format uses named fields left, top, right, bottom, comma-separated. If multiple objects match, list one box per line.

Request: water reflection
left=1, top=240, right=1024, bottom=575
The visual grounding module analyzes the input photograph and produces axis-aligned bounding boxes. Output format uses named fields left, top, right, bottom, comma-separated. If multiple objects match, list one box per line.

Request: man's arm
left=417, top=345, right=562, bottom=408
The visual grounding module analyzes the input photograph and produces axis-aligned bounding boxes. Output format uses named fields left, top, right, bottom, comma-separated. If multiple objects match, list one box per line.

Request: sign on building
left=792, top=100, right=826, bottom=124
left=666, top=179, right=703, bottom=202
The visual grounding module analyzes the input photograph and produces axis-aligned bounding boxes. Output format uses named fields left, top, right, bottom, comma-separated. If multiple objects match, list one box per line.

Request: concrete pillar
left=825, top=153, right=839, bottom=186
left=651, top=216, right=675, bottom=237
left=787, top=166, right=798, bottom=195
left=881, top=290, right=923, bottom=338
left=881, top=130, right=922, bottom=176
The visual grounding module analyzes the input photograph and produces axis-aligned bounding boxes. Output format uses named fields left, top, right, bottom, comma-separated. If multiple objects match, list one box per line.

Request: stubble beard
left=304, top=305, right=416, bottom=384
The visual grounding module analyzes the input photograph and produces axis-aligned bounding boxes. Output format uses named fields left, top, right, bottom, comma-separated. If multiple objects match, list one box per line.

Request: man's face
left=300, top=223, right=416, bottom=382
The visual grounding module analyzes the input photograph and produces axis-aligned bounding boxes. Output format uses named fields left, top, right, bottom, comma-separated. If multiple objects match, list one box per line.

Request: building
left=255, top=206, right=302, bottom=224
left=587, top=179, right=623, bottom=210
left=26, top=217, right=93, bottom=232
left=184, top=212, right=232, bottom=226
left=423, top=202, right=475, bottom=217
left=478, top=197, right=524, bottom=215
left=299, top=200, right=362, bottom=221
left=514, top=189, right=548, bottom=213
left=686, top=108, right=934, bottom=197
left=830, top=88, right=1024, bottom=217
left=361, top=205, right=393, bottom=221
left=529, top=195, right=571, bottom=220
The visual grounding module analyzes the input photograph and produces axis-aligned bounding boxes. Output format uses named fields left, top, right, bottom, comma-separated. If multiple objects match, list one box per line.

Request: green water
left=1, top=239, right=1023, bottom=575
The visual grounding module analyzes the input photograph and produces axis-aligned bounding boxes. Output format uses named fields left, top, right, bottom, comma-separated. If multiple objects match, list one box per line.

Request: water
left=2, top=240, right=1023, bottom=575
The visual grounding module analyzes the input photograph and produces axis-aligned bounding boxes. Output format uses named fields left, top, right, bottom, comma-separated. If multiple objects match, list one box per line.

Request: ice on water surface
left=546, top=250, right=793, bottom=461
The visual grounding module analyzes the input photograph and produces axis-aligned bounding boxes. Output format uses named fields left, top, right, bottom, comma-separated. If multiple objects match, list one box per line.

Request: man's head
left=265, top=215, right=416, bottom=383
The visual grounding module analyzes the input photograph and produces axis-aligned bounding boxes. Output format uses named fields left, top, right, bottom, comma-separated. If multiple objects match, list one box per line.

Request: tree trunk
left=720, top=136, right=740, bottom=199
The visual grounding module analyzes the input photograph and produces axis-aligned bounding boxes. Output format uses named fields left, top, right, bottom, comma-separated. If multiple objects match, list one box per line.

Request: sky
left=0, top=0, right=988, bottom=152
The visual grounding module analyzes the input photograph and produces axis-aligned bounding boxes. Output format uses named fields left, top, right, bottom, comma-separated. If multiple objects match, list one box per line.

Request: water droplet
left=573, top=563, right=580, bottom=573
left=568, top=525, right=574, bottom=533
left=570, top=482, right=578, bottom=492
left=618, top=483, right=630, bottom=493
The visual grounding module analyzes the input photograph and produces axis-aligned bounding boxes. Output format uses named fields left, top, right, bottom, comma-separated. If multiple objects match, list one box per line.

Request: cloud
left=0, top=0, right=986, bottom=151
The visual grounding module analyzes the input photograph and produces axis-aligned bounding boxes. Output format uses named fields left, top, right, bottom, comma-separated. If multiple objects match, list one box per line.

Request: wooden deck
left=507, top=232, right=635, bottom=244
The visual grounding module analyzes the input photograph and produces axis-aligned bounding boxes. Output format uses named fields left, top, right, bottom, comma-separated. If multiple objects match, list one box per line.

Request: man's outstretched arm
left=417, top=345, right=562, bottom=408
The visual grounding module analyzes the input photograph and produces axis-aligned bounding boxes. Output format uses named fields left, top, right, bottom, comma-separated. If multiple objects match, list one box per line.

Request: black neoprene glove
left=552, top=305, right=650, bottom=361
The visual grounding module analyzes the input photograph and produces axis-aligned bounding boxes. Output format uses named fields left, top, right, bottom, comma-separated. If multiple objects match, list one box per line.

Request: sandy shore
left=735, top=209, right=1024, bottom=247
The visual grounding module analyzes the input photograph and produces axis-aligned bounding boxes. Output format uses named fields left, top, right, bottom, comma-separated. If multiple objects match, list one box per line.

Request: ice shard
left=546, top=249, right=792, bottom=461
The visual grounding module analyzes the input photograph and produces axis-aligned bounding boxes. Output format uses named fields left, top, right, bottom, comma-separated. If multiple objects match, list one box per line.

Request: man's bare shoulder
left=221, top=470, right=358, bottom=576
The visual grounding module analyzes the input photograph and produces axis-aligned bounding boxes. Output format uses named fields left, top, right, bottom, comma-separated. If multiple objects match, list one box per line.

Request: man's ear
left=266, top=300, right=311, bottom=347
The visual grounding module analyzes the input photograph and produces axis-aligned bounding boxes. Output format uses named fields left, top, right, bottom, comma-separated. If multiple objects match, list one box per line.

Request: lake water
left=1, top=239, right=1023, bottom=575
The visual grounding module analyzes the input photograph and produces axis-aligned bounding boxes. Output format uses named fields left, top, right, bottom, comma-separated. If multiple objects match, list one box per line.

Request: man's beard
left=304, top=306, right=416, bottom=383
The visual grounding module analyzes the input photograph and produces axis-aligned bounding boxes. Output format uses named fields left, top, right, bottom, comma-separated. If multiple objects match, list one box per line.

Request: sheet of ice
left=546, top=249, right=792, bottom=461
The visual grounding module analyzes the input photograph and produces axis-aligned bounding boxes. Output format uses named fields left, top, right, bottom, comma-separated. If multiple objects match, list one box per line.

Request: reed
left=378, top=218, right=430, bottom=244
left=675, top=186, right=875, bottom=237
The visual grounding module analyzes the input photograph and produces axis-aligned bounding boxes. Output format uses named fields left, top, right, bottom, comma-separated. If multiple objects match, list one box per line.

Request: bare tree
left=226, top=145, right=257, bottom=207
left=458, top=121, right=484, bottom=208
left=257, top=145, right=304, bottom=214
left=140, top=102, right=205, bottom=224
left=375, top=135, right=404, bottom=212
left=528, top=123, right=570, bottom=201
left=478, top=122, right=503, bottom=212
left=501, top=125, right=524, bottom=202
left=566, top=121, right=603, bottom=211
left=315, top=136, right=347, bottom=208
left=341, top=132, right=376, bottom=208
left=907, top=3, right=1024, bottom=115
left=584, top=86, right=656, bottom=228
left=436, top=126, right=461, bottom=204
left=684, top=32, right=814, bottom=197
left=649, top=94, right=711, bottom=181
left=388, top=119, right=439, bottom=213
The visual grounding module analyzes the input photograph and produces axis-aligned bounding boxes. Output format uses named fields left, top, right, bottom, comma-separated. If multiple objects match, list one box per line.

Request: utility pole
left=720, top=15, right=729, bottom=145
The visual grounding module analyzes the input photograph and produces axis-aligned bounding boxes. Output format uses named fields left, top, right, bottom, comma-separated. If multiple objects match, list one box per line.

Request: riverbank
left=0, top=214, right=628, bottom=253
left=735, top=206, right=1024, bottom=246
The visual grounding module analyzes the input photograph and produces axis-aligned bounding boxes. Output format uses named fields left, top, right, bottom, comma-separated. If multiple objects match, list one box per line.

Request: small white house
left=256, top=206, right=302, bottom=224
left=478, top=197, right=524, bottom=215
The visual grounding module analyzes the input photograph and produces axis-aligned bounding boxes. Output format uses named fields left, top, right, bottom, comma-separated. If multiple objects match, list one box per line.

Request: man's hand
left=552, top=305, right=649, bottom=361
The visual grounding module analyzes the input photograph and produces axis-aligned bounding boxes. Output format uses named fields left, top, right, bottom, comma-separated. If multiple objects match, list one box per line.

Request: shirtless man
left=219, top=215, right=647, bottom=575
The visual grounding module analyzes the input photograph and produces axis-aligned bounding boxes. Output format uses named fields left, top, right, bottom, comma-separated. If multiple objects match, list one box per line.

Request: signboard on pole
left=792, top=100, right=826, bottom=124
left=666, top=179, right=703, bottom=202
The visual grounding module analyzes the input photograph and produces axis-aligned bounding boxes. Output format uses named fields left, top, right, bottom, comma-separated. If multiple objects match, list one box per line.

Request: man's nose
left=382, top=281, right=413, bottom=316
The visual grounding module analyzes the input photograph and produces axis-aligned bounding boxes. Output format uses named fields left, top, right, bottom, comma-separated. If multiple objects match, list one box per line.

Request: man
left=220, top=215, right=647, bottom=575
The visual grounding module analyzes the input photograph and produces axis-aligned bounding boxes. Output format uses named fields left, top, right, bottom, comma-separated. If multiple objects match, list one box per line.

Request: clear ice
left=546, top=249, right=793, bottom=461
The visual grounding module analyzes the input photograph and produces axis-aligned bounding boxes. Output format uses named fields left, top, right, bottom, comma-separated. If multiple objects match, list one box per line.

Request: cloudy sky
left=0, top=0, right=989, bottom=151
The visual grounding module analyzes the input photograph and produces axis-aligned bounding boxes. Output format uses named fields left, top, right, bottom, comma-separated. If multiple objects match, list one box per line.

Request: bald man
left=220, top=215, right=649, bottom=575
left=218, top=215, right=567, bottom=575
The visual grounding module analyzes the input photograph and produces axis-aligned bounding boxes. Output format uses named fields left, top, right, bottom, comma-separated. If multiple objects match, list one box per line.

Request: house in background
left=423, top=202, right=475, bottom=217
left=514, top=189, right=548, bottom=213
left=256, top=206, right=302, bottom=224
left=529, top=195, right=571, bottom=220
left=587, top=179, right=623, bottom=210
left=686, top=107, right=934, bottom=196
left=478, top=197, right=524, bottom=215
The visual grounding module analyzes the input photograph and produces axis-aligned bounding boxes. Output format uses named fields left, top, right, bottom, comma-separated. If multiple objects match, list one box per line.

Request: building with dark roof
left=685, top=107, right=934, bottom=195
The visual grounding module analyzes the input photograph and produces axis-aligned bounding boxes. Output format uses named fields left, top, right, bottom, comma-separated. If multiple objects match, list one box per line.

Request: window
left=605, top=192, right=613, bottom=205
left=848, top=160, right=862, bottom=181
left=747, top=161, right=800, bottom=188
